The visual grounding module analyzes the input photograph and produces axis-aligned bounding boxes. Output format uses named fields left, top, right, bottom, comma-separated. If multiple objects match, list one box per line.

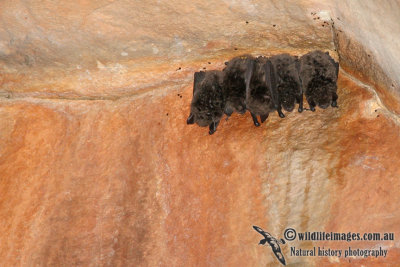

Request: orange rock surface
left=1, top=0, right=400, bottom=266
left=1, top=71, right=399, bottom=266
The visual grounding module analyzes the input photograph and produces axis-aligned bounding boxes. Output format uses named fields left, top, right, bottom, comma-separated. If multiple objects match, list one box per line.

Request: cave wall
left=0, top=1, right=399, bottom=266
left=330, top=0, right=400, bottom=114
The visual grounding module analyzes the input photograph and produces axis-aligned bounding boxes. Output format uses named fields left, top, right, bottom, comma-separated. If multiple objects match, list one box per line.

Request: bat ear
left=193, top=71, right=206, bottom=95
left=187, top=113, right=195, bottom=124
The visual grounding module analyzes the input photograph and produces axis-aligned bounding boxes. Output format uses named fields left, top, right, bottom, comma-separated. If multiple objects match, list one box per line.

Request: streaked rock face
left=0, top=0, right=399, bottom=266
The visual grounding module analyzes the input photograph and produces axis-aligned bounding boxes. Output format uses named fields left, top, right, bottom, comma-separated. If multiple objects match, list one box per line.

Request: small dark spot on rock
left=368, top=54, right=370, bottom=57
left=166, top=113, right=169, bottom=116
left=176, top=67, right=181, bottom=71
left=377, top=115, right=380, bottom=117
left=317, top=17, right=320, bottom=19
left=392, top=84, right=394, bottom=87
left=246, top=21, right=248, bottom=24
left=273, top=24, right=276, bottom=27
left=234, top=48, right=238, bottom=50
left=208, top=62, right=211, bottom=64
left=337, top=17, right=341, bottom=20
left=375, top=109, right=377, bottom=112
left=180, top=95, right=182, bottom=98
left=322, top=24, right=325, bottom=27
left=203, top=67, right=206, bottom=70
left=225, top=62, right=228, bottom=65
left=313, top=18, right=316, bottom=20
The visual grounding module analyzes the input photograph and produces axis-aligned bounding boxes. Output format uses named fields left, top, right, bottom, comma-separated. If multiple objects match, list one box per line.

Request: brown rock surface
left=0, top=0, right=335, bottom=98
left=1, top=0, right=400, bottom=266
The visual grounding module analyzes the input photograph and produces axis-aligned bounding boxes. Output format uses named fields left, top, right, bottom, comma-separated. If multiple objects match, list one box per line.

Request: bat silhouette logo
left=253, top=226, right=286, bottom=266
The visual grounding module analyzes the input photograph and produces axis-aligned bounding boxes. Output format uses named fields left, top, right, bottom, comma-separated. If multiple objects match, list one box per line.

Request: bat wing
left=265, top=60, right=279, bottom=109
left=193, top=71, right=206, bottom=95
left=244, top=58, right=255, bottom=100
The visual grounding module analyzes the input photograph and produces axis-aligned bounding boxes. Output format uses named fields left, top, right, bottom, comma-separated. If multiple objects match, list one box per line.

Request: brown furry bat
left=245, top=56, right=279, bottom=126
left=269, top=54, right=303, bottom=115
left=222, top=55, right=255, bottom=118
left=187, top=70, right=225, bottom=134
left=299, top=50, right=339, bottom=111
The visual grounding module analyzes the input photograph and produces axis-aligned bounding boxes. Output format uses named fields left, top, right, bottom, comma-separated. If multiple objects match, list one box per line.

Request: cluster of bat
left=186, top=50, right=339, bottom=135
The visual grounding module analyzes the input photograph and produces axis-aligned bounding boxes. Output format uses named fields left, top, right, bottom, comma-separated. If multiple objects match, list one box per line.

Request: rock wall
left=0, top=0, right=399, bottom=266
left=332, top=0, right=400, bottom=114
